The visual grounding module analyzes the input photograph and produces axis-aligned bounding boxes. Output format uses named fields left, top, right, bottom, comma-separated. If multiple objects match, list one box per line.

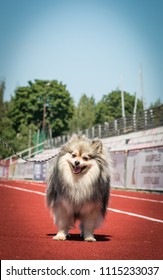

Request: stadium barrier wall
left=0, top=127, right=163, bottom=191
left=1, top=147, right=163, bottom=191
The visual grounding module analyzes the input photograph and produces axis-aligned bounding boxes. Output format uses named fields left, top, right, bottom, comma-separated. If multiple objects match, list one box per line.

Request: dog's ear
left=62, top=134, right=81, bottom=152
left=91, top=140, right=103, bottom=153
left=69, top=134, right=81, bottom=142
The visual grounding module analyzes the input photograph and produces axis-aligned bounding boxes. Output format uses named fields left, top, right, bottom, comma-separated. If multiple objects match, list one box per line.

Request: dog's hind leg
left=83, top=227, right=96, bottom=242
left=81, top=210, right=103, bottom=242
left=79, top=223, right=84, bottom=238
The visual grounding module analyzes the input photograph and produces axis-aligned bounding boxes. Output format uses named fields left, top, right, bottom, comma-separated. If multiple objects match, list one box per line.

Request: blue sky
left=0, top=0, right=163, bottom=108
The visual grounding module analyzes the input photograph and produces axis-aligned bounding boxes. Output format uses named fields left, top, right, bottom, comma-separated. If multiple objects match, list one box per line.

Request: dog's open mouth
left=72, top=165, right=87, bottom=174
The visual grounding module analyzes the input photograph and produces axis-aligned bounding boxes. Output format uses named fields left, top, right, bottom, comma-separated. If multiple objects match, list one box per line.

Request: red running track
left=0, top=179, right=163, bottom=260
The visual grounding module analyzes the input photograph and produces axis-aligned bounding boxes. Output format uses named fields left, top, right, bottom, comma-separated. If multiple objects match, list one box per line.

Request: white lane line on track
left=0, top=184, right=45, bottom=196
left=1, top=183, right=163, bottom=224
left=111, top=193, right=163, bottom=204
left=108, top=208, right=163, bottom=224
left=9, top=180, right=46, bottom=187
left=2, top=181, right=162, bottom=202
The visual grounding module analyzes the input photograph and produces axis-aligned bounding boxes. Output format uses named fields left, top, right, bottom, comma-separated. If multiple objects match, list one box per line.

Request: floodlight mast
left=120, top=75, right=125, bottom=118
left=134, top=64, right=145, bottom=114
left=43, top=81, right=51, bottom=133
left=121, top=89, right=125, bottom=118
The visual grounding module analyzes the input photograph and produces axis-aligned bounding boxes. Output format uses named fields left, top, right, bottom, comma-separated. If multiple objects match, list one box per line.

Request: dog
left=46, top=134, right=111, bottom=241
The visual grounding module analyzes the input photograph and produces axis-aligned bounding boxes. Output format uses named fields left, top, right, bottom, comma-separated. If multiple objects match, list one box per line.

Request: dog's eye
left=72, top=153, right=76, bottom=158
left=83, top=156, right=89, bottom=161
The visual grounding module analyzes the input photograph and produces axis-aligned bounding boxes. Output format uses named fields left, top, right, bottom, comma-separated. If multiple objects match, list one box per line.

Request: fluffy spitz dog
left=46, top=135, right=111, bottom=242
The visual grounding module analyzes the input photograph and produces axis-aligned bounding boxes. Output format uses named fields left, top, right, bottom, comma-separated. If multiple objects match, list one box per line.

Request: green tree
left=9, top=80, right=74, bottom=137
left=149, top=98, right=162, bottom=109
left=69, top=94, right=96, bottom=132
left=0, top=116, right=18, bottom=159
left=95, top=90, right=143, bottom=124
left=0, top=79, right=5, bottom=119
left=16, top=123, right=38, bottom=152
left=0, top=80, right=18, bottom=158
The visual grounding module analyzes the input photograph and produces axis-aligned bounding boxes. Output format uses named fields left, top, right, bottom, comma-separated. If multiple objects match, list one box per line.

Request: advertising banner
left=14, top=162, right=25, bottom=179
left=126, top=148, right=163, bottom=191
left=8, top=162, right=17, bottom=178
left=111, top=152, right=126, bottom=188
left=2, top=161, right=10, bottom=179
left=0, top=165, right=3, bottom=177
left=24, top=162, right=34, bottom=179
left=34, top=162, right=47, bottom=181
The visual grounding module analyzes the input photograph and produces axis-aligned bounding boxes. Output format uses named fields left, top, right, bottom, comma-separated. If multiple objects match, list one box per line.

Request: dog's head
left=60, top=135, right=103, bottom=176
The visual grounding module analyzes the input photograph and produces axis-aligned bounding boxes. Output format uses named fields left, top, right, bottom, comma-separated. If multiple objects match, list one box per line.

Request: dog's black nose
left=74, top=160, right=80, bottom=166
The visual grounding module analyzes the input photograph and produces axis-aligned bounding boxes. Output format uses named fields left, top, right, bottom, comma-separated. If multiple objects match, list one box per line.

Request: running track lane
left=0, top=180, right=163, bottom=260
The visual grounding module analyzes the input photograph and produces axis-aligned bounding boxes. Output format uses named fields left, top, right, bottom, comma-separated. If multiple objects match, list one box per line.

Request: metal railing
left=1, top=141, right=46, bottom=163
left=2, top=105, right=163, bottom=162
left=47, top=105, right=163, bottom=148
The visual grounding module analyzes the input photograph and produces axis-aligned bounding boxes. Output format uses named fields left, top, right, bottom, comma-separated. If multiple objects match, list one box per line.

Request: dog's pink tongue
left=73, top=167, right=82, bottom=174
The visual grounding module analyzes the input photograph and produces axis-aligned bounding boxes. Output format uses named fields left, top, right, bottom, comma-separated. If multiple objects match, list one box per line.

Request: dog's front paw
left=53, top=233, right=67, bottom=241
left=84, top=236, right=96, bottom=242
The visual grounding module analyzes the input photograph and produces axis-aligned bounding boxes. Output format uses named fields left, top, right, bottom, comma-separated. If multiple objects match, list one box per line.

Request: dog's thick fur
left=46, top=135, right=111, bottom=241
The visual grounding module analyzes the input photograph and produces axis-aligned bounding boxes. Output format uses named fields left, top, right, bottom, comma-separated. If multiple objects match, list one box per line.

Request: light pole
left=42, top=82, right=50, bottom=134
left=43, top=95, right=46, bottom=133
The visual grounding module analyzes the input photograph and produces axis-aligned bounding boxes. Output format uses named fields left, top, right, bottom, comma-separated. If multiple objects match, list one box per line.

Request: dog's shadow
left=47, top=233, right=111, bottom=242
